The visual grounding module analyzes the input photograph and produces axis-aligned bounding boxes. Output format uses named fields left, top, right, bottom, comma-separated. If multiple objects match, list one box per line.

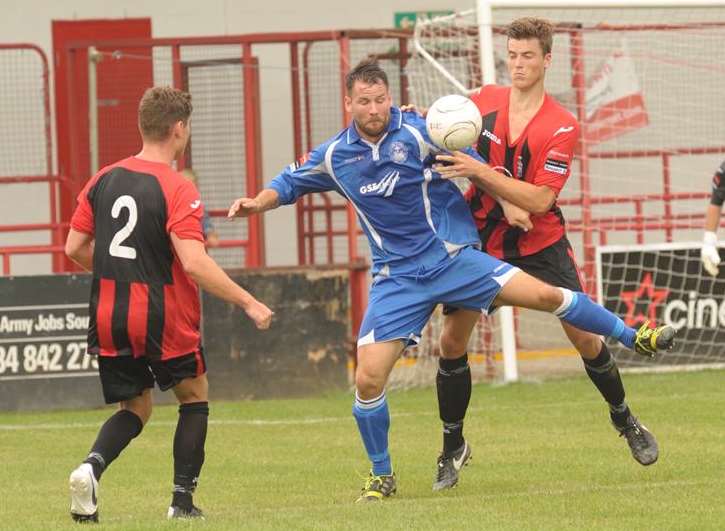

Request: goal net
left=597, top=242, right=725, bottom=369
left=390, top=1, right=725, bottom=388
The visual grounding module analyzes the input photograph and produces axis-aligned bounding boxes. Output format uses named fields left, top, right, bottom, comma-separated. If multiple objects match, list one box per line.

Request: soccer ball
left=425, top=95, right=482, bottom=151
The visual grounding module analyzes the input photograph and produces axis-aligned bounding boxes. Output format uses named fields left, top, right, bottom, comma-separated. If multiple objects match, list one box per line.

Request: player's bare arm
left=704, top=203, right=721, bottom=233
left=64, top=228, right=94, bottom=271
left=434, top=151, right=555, bottom=215
left=170, top=234, right=273, bottom=329
left=227, top=188, right=280, bottom=218
left=499, top=198, right=533, bottom=231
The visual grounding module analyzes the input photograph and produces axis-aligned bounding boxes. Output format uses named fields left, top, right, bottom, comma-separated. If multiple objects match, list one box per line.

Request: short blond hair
left=507, top=17, right=554, bottom=55
left=138, top=86, right=192, bottom=141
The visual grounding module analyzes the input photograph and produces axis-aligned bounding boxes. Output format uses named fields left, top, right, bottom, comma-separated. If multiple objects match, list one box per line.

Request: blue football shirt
left=269, top=107, right=481, bottom=277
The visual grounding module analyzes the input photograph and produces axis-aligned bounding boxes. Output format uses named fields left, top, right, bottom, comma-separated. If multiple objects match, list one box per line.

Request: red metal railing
left=56, top=29, right=413, bottom=347
left=61, top=36, right=270, bottom=271
left=3, top=26, right=725, bottom=353
left=0, top=44, right=65, bottom=274
left=563, top=24, right=725, bottom=294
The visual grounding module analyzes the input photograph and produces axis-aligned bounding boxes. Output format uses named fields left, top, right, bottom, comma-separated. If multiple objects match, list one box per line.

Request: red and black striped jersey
left=467, top=85, right=580, bottom=259
left=70, top=157, right=205, bottom=360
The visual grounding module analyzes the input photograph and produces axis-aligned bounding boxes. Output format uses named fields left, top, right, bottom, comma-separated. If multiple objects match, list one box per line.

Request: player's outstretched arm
left=65, top=229, right=94, bottom=272
left=171, top=234, right=273, bottom=329
left=228, top=189, right=280, bottom=218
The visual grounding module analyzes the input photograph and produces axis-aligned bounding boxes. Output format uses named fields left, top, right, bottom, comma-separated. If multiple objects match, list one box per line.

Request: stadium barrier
left=0, top=267, right=349, bottom=411
left=0, top=44, right=67, bottom=274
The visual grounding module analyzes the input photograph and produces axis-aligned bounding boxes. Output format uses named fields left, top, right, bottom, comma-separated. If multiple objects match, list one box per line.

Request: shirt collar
left=346, top=106, right=403, bottom=144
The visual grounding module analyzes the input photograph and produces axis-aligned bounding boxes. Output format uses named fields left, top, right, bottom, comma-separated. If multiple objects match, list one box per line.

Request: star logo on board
left=619, top=272, right=669, bottom=327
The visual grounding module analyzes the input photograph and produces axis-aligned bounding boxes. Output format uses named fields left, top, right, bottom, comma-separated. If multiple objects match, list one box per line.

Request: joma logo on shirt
left=481, top=129, right=501, bottom=145
left=359, top=171, right=400, bottom=197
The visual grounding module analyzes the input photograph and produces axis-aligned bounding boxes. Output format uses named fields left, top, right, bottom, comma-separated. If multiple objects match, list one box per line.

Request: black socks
left=582, top=343, right=630, bottom=425
left=172, top=401, right=209, bottom=508
left=437, top=353, right=472, bottom=455
left=84, top=409, right=144, bottom=480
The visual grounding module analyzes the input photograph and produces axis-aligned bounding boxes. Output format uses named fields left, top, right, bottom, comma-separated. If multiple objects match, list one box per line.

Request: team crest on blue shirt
left=389, top=141, right=408, bottom=164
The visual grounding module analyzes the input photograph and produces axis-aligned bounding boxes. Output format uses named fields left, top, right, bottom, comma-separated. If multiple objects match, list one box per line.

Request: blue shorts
left=357, top=246, right=519, bottom=347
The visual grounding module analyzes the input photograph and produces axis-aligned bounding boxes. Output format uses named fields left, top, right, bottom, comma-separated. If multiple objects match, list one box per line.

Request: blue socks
left=352, top=391, right=392, bottom=476
left=554, top=288, right=636, bottom=349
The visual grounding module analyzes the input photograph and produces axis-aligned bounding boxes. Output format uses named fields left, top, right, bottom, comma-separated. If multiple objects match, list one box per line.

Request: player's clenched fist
left=228, top=197, right=260, bottom=218
left=501, top=200, right=533, bottom=232
left=244, top=299, right=274, bottom=330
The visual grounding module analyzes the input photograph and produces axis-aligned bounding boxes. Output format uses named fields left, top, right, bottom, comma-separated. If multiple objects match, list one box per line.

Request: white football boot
left=69, top=463, right=99, bottom=523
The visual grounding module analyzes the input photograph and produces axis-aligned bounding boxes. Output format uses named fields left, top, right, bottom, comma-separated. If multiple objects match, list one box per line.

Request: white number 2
left=109, top=195, right=138, bottom=259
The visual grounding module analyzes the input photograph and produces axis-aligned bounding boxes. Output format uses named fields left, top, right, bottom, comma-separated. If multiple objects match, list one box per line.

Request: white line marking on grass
left=1, top=390, right=720, bottom=432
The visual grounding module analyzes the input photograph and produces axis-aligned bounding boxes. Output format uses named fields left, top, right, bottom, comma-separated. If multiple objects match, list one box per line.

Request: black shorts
left=505, top=236, right=584, bottom=292
left=443, top=237, right=584, bottom=315
left=97, top=350, right=207, bottom=404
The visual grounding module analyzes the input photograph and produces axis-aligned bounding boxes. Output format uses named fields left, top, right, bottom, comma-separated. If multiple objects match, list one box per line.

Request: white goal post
left=393, top=0, right=725, bottom=388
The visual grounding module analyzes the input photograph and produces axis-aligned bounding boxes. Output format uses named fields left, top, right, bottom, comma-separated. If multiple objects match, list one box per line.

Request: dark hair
left=507, top=17, right=554, bottom=55
left=345, top=58, right=389, bottom=94
left=138, top=86, right=193, bottom=141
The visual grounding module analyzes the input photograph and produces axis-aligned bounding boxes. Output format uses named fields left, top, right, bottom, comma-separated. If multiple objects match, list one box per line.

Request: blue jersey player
left=228, top=59, right=675, bottom=502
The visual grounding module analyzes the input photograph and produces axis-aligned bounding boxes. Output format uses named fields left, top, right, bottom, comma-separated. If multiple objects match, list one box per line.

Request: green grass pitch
left=2, top=370, right=723, bottom=530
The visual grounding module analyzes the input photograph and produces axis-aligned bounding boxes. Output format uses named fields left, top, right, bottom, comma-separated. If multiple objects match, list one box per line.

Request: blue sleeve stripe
left=324, top=139, right=385, bottom=251
left=611, top=318, right=625, bottom=339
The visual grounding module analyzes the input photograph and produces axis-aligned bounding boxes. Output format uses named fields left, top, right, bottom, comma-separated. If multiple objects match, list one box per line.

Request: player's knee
left=571, top=333, right=603, bottom=359
left=538, top=284, right=564, bottom=312
left=174, top=374, right=209, bottom=404
left=120, top=394, right=152, bottom=426
left=355, top=367, right=385, bottom=399
left=178, top=386, right=208, bottom=403
left=439, top=329, right=467, bottom=358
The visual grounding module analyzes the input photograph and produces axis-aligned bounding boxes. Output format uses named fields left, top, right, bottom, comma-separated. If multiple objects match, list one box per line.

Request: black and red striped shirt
left=467, top=85, right=580, bottom=259
left=70, top=157, right=205, bottom=360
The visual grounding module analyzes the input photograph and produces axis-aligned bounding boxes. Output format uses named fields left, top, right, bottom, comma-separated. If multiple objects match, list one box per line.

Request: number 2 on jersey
left=109, top=195, right=138, bottom=259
